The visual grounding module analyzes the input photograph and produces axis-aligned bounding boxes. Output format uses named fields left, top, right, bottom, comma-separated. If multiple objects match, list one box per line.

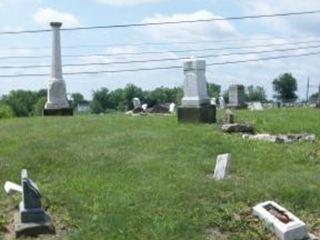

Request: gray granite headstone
left=228, top=85, right=247, bottom=108
left=16, top=169, right=54, bottom=238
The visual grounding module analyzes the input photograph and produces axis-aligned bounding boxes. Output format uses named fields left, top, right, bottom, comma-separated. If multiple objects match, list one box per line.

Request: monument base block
left=14, top=212, right=55, bottom=238
left=43, top=108, right=73, bottom=116
left=177, top=104, right=216, bottom=124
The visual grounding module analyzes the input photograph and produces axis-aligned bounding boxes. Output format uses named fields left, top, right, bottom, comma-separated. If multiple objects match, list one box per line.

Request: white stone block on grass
left=253, top=201, right=308, bottom=240
left=213, top=153, right=231, bottom=180
left=4, top=181, right=22, bottom=195
left=133, top=98, right=141, bottom=109
left=169, top=103, right=176, bottom=113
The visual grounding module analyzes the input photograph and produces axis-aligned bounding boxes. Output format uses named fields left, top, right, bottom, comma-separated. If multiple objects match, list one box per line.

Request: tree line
left=0, top=73, right=316, bottom=119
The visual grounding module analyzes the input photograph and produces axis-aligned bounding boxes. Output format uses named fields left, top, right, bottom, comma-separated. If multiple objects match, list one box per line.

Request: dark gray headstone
left=16, top=169, right=54, bottom=238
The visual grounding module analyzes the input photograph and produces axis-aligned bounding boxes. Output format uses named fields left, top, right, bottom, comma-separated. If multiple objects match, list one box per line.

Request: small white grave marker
left=169, top=103, right=176, bottom=113
left=249, top=102, right=264, bottom=111
left=132, top=98, right=141, bottom=109
left=142, top=104, right=148, bottom=111
left=4, top=181, right=22, bottom=195
left=253, top=201, right=308, bottom=240
left=213, top=153, right=231, bottom=180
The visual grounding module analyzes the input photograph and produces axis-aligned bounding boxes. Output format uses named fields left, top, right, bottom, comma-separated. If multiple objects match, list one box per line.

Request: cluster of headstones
left=176, top=59, right=252, bottom=124
left=44, top=22, right=253, bottom=119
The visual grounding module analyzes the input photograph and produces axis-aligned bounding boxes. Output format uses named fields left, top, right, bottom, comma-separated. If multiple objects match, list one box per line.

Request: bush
left=0, top=104, right=14, bottom=119
left=33, top=97, right=47, bottom=116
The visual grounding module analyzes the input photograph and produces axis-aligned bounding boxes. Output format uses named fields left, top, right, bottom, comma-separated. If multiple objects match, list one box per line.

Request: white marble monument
left=213, top=153, right=231, bottom=180
left=132, top=98, right=142, bottom=109
left=44, top=22, right=72, bottom=116
left=181, top=60, right=210, bottom=107
left=253, top=201, right=308, bottom=240
left=177, top=59, right=215, bottom=123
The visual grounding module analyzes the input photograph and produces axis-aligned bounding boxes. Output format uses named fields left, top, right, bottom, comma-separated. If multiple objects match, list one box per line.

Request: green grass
left=0, top=108, right=320, bottom=239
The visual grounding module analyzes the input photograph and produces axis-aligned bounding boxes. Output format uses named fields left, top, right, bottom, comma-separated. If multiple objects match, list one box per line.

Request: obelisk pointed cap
left=50, top=22, right=62, bottom=27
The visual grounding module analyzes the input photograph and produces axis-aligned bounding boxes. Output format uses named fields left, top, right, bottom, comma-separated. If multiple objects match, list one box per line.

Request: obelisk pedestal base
left=177, top=104, right=216, bottom=124
left=43, top=108, right=73, bottom=116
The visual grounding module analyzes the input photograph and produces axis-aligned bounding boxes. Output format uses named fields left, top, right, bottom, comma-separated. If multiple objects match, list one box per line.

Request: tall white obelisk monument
left=44, top=22, right=73, bottom=116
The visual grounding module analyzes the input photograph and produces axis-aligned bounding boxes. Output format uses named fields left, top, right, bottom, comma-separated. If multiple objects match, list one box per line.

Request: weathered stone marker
left=15, top=169, right=55, bottom=238
left=44, top=22, right=73, bottom=116
left=177, top=59, right=216, bottom=123
left=133, top=97, right=142, bottom=109
left=227, top=84, right=247, bottom=109
left=213, top=153, right=231, bottom=180
left=224, top=109, right=234, bottom=124
left=253, top=201, right=308, bottom=240
left=4, top=181, right=22, bottom=196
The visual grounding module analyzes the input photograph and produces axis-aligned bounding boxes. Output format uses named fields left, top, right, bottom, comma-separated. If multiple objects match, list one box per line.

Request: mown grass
left=0, top=108, right=319, bottom=239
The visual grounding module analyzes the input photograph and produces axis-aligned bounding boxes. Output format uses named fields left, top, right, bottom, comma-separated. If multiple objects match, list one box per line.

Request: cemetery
left=0, top=106, right=319, bottom=239
left=1, top=6, right=320, bottom=239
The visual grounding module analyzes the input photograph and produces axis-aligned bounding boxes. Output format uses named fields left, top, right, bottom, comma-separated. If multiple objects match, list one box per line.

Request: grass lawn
left=0, top=108, right=320, bottom=239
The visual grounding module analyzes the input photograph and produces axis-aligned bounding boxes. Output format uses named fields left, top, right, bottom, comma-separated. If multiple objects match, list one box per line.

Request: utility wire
left=2, top=38, right=320, bottom=60
left=0, top=50, right=320, bottom=77
left=2, top=34, right=320, bottom=51
left=1, top=44, right=320, bottom=69
left=1, top=10, right=320, bottom=35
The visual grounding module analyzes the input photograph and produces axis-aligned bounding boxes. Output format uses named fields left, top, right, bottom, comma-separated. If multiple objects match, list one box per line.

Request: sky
left=0, top=0, right=320, bottom=100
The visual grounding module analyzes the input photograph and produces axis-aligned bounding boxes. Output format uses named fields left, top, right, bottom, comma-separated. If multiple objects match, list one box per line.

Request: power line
left=1, top=44, right=320, bottom=69
left=0, top=50, right=320, bottom=78
left=2, top=34, right=320, bottom=51
left=1, top=10, right=320, bottom=35
left=207, top=50, right=320, bottom=66
left=2, top=38, right=320, bottom=61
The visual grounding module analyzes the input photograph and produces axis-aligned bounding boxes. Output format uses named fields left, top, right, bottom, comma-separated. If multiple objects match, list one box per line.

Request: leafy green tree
left=123, top=84, right=144, bottom=110
left=207, top=83, right=221, bottom=98
left=309, top=92, right=319, bottom=103
left=222, top=90, right=229, bottom=104
left=33, top=97, right=47, bottom=116
left=90, top=88, right=111, bottom=114
left=37, top=89, right=47, bottom=98
left=146, top=87, right=182, bottom=106
left=108, top=89, right=126, bottom=111
left=246, top=85, right=267, bottom=102
left=2, top=90, right=39, bottom=117
left=0, top=104, right=14, bottom=119
left=71, top=93, right=85, bottom=109
left=273, top=73, right=298, bottom=102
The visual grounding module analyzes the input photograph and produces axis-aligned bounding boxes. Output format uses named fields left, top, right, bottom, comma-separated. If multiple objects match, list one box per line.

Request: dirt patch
left=206, top=228, right=230, bottom=240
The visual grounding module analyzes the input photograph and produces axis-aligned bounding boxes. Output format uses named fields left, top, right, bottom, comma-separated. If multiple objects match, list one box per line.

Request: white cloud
left=140, top=10, right=239, bottom=42
left=94, top=0, right=166, bottom=6
left=236, top=0, right=320, bottom=35
left=33, top=8, right=80, bottom=28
